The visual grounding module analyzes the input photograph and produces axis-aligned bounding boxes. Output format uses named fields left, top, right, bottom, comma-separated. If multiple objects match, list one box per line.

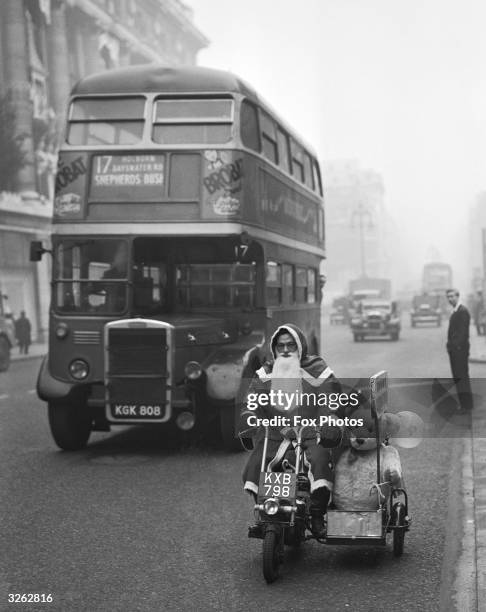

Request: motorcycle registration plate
left=258, top=472, right=297, bottom=500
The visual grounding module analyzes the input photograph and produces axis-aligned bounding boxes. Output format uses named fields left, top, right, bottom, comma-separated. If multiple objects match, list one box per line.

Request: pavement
left=467, top=332, right=486, bottom=610
left=9, top=337, right=486, bottom=609
left=10, top=341, right=47, bottom=363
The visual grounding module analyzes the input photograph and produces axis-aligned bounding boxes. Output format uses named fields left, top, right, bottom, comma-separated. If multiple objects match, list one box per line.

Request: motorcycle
left=248, top=371, right=410, bottom=584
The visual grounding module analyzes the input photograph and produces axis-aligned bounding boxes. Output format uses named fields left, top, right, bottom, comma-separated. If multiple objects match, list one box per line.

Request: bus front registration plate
left=109, top=403, right=165, bottom=420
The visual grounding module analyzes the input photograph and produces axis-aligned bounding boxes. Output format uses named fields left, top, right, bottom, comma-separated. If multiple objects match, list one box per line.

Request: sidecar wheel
left=393, top=528, right=405, bottom=556
left=262, top=530, right=280, bottom=583
left=392, top=503, right=406, bottom=556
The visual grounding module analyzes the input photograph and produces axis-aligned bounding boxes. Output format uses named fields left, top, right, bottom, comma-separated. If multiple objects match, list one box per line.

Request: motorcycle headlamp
left=184, top=361, right=202, bottom=380
left=263, top=498, right=280, bottom=516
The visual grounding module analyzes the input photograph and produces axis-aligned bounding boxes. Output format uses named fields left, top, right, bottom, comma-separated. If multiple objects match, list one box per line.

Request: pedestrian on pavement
left=446, top=289, right=473, bottom=411
left=15, top=310, right=32, bottom=355
left=473, top=290, right=485, bottom=336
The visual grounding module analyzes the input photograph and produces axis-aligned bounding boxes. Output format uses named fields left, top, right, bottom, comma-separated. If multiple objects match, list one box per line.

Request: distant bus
left=30, top=65, right=325, bottom=451
left=422, top=262, right=453, bottom=294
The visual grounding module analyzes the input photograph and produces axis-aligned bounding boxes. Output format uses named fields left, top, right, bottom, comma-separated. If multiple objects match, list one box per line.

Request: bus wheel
left=48, top=402, right=92, bottom=451
left=0, top=337, right=11, bottom=372
left=219, top=403, right=243, bottom=452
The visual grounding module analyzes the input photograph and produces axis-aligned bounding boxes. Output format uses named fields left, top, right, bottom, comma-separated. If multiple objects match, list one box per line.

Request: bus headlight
left=184, top=361, right=202, bottom=380
left=55, top=323, right=69, bottom=339
left=263, top=498, right=280, bottom=515
left=69, top=359, right=89, bottom=380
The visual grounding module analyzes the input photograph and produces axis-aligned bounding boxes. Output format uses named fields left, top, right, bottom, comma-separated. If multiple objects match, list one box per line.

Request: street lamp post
left=351, top=203, right=373, bottom=277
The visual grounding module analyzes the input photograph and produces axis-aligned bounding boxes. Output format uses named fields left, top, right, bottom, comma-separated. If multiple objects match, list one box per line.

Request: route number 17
left=234, top=245, right=249, bottom=260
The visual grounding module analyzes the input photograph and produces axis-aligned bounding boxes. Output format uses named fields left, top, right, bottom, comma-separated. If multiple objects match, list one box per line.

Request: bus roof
left=70, top=65, right=318, bottom=156
left=72, top=65, right=259, bottom=98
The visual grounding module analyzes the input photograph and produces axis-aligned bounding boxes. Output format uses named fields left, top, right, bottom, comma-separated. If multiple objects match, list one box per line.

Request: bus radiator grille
left=107, top=328, right=168, bottom=376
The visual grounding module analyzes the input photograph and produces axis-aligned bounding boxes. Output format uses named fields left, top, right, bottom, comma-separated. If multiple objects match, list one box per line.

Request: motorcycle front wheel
left=262, top=529, right=280, bottom=583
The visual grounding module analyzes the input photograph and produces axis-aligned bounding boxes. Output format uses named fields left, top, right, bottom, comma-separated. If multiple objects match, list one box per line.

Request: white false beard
left=271, top=353, right=303, bottom=412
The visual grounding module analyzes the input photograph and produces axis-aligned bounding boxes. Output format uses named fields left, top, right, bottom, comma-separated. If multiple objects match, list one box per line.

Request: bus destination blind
left=90, top=154, right=164, bottom=201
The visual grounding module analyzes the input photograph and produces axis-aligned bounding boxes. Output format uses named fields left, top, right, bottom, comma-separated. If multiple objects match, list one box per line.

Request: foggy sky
left=189, top=0, right=486, bottom=291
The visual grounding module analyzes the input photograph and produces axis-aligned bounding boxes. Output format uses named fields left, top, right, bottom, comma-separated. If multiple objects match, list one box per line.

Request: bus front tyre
left=48, top=402, right=92, bottom=451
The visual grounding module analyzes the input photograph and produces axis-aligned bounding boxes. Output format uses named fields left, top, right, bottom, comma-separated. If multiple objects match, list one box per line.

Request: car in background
left=350, top=299, right=401, bottom=342
left=410, top=294, right=442, bottom=327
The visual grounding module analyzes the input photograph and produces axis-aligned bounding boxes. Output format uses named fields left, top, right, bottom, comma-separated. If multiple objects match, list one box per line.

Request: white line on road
left=0, top=394, right=9, bottom=400
left=27, top=389, right=36, bottom=394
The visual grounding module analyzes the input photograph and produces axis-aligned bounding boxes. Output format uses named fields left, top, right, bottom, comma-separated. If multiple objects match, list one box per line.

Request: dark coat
left=447, top=304, right=470, bottom=352
left=15, top=316, right=31, bottom=345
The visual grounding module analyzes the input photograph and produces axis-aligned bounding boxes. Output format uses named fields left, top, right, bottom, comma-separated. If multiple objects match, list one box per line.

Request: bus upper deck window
left=303, top=153, right=313, bottom=189
left=240, top=100, right=260, bottom=152
left=276, top=128, right=291, bottom=174
left=313, top=160, right=323, bottom=195
left=153, top=98, right=233, bottom=145
left=67, top=96, right=145, bottom=145
left=260, top=111, right=277, bottom=164
left=291, top=139, right=305, bottom=183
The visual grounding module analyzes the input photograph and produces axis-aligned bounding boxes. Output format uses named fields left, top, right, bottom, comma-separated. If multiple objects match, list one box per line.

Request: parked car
left=350, top=299, right=401, bottom=342
left=410, top=294, right=441, bottom=327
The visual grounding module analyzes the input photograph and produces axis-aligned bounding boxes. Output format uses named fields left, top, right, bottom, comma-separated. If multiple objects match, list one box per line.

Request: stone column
left=2, top=0, right=37, bottom=192
left=46, top=0, right=71, bottom=146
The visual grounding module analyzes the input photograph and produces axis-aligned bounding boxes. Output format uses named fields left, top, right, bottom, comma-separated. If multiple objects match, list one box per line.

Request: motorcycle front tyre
left=262, top=529, right=280, bottom=584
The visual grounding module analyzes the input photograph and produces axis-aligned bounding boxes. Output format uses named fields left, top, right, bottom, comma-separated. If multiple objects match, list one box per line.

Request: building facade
left=322, top=159, right=395, bottom=299
left=0, top=0, right=208, bottom=340
left=468, top=191, right=486, bottom=293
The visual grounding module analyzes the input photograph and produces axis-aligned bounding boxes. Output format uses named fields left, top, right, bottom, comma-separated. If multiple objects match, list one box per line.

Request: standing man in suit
left=446, top=288, right=473, bottom=411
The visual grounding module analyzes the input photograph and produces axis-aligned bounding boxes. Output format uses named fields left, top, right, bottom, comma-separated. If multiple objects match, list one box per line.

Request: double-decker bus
left=422, top=262, right=453, bottom=294
left=422, top=262, right=452, bottom=314
left=31, top=65, right=325, bottom=451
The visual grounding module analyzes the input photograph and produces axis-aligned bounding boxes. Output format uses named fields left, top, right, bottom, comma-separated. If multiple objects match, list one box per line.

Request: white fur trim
left=301, top=366, right=334, bottom=387
left=310, top=478, right=333, bottom=493
left=244, top=481, right=259, bottom=495
left=255, top=366, right=272, bottom=382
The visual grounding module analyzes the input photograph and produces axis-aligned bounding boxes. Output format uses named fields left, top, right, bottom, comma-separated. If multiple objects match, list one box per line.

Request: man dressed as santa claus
left=240, top=323, right=343, bottom=537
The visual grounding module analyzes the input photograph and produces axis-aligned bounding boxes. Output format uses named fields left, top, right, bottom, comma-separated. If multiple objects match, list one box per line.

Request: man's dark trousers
left=448, top=347, right=473, bottom=410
